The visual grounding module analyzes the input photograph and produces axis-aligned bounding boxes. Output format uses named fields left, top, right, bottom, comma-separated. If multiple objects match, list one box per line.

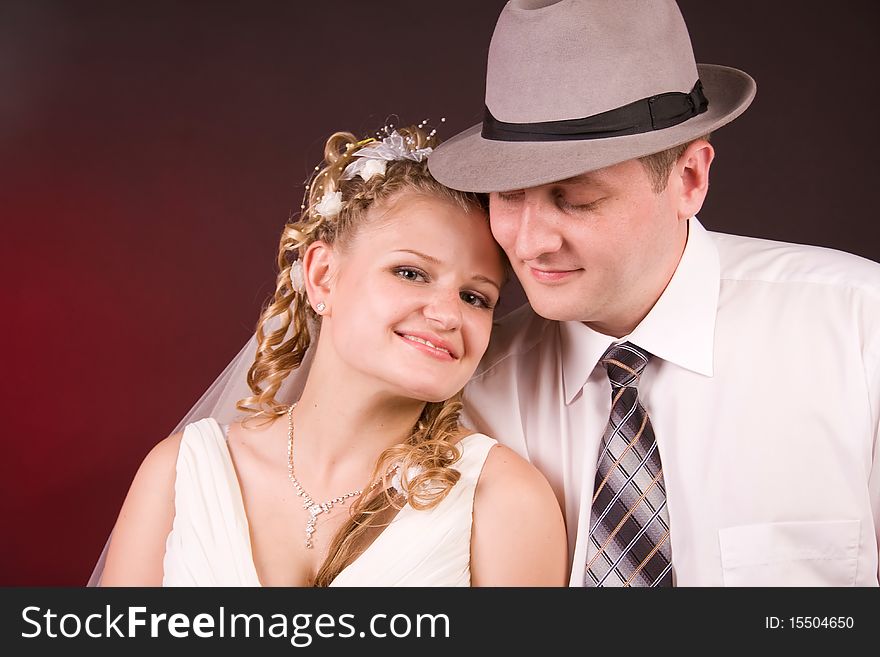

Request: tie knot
left=600, top=341, right=651, bottom=388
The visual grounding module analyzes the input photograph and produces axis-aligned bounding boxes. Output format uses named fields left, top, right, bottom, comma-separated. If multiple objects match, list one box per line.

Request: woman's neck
left=291, top=348, right=426, bottom=477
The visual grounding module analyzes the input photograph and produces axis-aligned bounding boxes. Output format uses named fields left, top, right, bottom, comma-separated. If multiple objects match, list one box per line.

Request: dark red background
left=3, top=1, right=878, bottom=585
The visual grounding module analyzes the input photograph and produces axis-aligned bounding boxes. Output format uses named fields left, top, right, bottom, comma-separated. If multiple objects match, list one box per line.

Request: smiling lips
left=396, top=332, right=458, bottom=361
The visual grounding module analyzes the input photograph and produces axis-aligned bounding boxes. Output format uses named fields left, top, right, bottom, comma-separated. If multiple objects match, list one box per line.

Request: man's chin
left=523, top=297, right=586, bottom=322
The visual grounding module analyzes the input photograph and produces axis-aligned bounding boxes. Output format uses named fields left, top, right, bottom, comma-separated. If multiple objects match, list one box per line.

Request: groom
left=428, top=0, right=880, bottom=586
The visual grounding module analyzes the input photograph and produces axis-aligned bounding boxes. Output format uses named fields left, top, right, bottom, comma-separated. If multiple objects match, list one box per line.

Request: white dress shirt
left=463, top=218, right=880, bottom=586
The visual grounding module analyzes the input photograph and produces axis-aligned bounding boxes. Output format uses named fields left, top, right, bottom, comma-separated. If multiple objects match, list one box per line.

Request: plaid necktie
left=584, top=342, right=674, bottom=587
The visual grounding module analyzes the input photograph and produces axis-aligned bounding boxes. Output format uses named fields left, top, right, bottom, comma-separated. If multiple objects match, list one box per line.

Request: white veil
left=87, top=321, right=317, bottom=586
left=170, top=331, right=316, bottom=432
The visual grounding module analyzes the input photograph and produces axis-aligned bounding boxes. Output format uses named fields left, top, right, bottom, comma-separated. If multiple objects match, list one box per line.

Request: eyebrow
left=496, top=171, right=604, bottom=192
left=554, top=172, right=602, bottom=186
left=393, top=249, right=502, bottom=292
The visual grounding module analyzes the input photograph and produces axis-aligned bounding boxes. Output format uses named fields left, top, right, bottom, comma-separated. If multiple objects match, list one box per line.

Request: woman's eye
left=460, top=291, right=494, bottom=310
left=394, top=267, right=427, bottom=282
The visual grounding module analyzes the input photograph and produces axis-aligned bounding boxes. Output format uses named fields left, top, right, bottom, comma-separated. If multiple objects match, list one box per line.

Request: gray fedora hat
left=429, top=0, right=756, bottom=193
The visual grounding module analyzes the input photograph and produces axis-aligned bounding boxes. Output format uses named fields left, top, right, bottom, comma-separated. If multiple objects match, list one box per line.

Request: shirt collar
left=561, top=217, right=720, bottom=404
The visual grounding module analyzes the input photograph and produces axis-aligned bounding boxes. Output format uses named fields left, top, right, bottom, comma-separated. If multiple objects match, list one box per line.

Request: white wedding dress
left=161, top=418, right=496, bottom=586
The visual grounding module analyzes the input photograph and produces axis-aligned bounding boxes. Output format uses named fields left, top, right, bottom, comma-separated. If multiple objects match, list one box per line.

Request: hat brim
left=428, top=64, right=756, bottom=193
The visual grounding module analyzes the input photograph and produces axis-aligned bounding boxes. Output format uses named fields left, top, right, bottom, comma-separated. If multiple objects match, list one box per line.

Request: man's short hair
left=638, top=134, right=711, bottom=193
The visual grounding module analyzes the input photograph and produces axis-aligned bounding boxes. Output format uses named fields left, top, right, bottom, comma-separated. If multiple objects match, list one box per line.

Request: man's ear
left=671, top=139, right=714, bottom=221
left=302, top=240, right=335, bottom=314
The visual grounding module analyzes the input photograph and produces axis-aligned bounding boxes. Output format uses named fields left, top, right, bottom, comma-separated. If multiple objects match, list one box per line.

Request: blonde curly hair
left=236, top=125, right=493, bottom=585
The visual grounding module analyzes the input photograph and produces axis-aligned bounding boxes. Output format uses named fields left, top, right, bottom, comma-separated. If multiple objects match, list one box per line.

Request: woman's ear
left=302, top=240, right=335, bottom=315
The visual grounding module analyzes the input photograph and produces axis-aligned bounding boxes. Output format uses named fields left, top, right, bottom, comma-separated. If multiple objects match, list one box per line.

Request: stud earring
left=315, top=302, right=326, bottom=313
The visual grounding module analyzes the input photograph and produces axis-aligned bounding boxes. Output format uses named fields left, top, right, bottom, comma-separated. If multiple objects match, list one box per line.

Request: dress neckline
left=213, top=419, right=486, bottom=586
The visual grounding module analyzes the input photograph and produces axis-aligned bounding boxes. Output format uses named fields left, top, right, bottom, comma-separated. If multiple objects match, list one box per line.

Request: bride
left=97, top=124, right=567, bottom=586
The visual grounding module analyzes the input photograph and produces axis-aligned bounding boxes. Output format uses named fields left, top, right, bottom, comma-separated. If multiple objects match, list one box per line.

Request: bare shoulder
left=122, top=431, right=185, bottom=499
left=478, top=442, right=553, bottom=498
left=100, top=431, right=184, bottom=586
left=139, top=431, right=185, bottom=478
left=474, top=441, right=563, bottom=524
left=470, top=438, right=568, bottom=586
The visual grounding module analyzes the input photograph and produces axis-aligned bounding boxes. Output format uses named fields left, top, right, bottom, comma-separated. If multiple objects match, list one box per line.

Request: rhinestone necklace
left=286, top=404, right=381, bottom=549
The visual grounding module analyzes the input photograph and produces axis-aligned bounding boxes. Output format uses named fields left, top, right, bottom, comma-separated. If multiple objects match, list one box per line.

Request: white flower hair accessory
left=390, top=464, right=425, bottom=502
left=341, top=130, right=434, bottom=182
left=358, top=158, right=387, bottom=182
left=289, top=259, right=305, bottom=294
left=389, top=462, right=446, bottom=504
left=313, top=190, right=343, bottom=218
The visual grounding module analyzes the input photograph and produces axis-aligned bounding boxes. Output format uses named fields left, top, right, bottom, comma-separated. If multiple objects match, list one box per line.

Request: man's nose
left=513, top=198, right=563, bottom=262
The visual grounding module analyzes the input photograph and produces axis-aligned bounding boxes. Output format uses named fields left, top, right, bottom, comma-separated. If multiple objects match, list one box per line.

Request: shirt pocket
left=718, top=520, right=860, bottom=586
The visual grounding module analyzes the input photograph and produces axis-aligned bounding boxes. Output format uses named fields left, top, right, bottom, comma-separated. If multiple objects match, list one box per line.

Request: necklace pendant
left=287, top=403, right=375, bottom=553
